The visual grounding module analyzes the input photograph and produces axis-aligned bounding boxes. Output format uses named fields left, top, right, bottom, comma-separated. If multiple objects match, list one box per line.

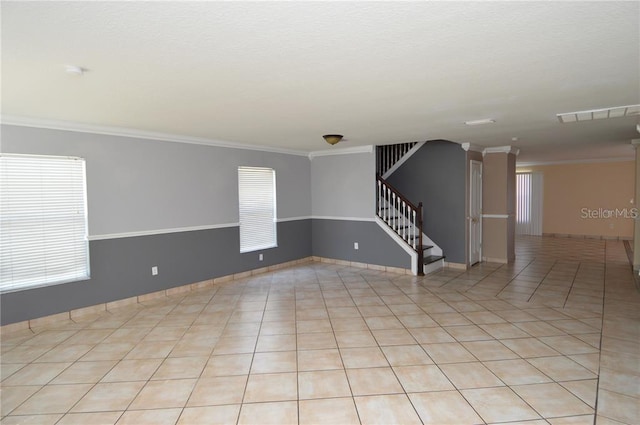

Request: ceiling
left=2, top=1, right=639, bottom=163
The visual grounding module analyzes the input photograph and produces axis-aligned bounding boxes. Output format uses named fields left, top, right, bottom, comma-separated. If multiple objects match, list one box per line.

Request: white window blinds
left=0, top=154, right=90, bottom=293
left=238, top=166, right=277, bottom=253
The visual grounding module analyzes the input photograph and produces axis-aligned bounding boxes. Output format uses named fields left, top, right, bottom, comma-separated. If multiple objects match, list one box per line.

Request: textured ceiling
left=2, top=1, right=639, bottom=162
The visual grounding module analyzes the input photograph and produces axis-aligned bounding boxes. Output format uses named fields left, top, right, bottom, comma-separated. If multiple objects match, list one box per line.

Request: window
left=0, top=154, right=90, bottom=292
left=516, top=172, right=543, bottom=236
left=238, top=166, right=277, bottom=253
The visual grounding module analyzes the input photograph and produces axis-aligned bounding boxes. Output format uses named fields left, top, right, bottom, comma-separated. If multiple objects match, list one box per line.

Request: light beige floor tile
left=251, top=351, right=297, bottom=374
left=1, top=385, right=43, bottom=416
left=212, top=336, right=257, bottom=355
left=335, top=330, right=377, bottom=348
left=57, top=411, right=122, bottom=425
left=237, top=401, right=298, bottom=425
left=34, top=344, right=94, bottom=363
left=128, top=378, right=196, bottom=409
left=596, top=389, right=640, bottom=425
left=484, top=359, right=553, bottom=385
left=259, top=320, right=296, bottom=335
left=500, top=337, right=561, bottom=358
left=124, top=340, right=176, bottom=359
left=461, top=387, right=541, bottom=423
left=539, top=335, right=600, bottom=355
left=371, top=328, right=416, bottom=346
left=439, top=362, right=504, bottom=389
left=409, top=391, right=483, bottom=424
left=330, top=317, right=369, bottom=331
left=409, top=327, right=456, bottom=343
left=298, top=369, right=351, bottom=399
left=430, top=312, right=473, bottom=326
left=299, top=397, right=360, bottom=425
left=256, top=334, right=297, bottom=352
left=296, top=319, right=332, bottom=333
left=393, top=365, right=455, bottom=392
left=80, top=342, right=136, bottom=361
left=168, top=338, right=217, bottom=357
left=548, top=415, right=596, bottom=425
left=560, top=379, right=598, bottom=408
left=444, top=325, right=493, bottom=341
left=340, top=347, right=389, bottom=368
left=354, top=394, right=422, bottom=425
left=187, top=375, right=247, bottom=406
left=296, top=332, right=337, bottom=350
left=421, top=342, right=477, bottom=363
left=461, top=340, right=519, bottom=361
left=346, top=367, right=403, bottom=396
left=478, top=323, right=531, bottom=339
left=3, top=362, right=72, bottom=386
left=178, top=405, right=241, bottom=425
left=51, top=360, right=117, bottom=384
left=202, top=353, right=252, bottom=377
left=527, top=356, right=597, bottom=381
left=16, top=384, right=94, bottom=415
left=115, top=408, right=182, bottom=425
left=101, top=359, right=162, bottom=382
left=514, top=321, right=566, bottom=337
left=298, top=349, right=343, bottom=371
left=381, top=345, right=433, bottom=366
left=396, top=314, right=438, bottom=328
left=1, top=414, right=65, bottom=424
left=512, top=383, right=593, bottom=417
left=243, top=372, right=298, bottom=403
left=70, top=381, right=144, bottom=413
left=1, top=363, right=26, bottom=381
left=151, top=357, right=209, bottom=380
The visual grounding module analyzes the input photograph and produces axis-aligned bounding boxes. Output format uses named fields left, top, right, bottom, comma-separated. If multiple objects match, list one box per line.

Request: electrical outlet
left=151, top=266, right=158, bottom=276
left=259, top=254, right=263, bottom=261
left=354, top=242, right=359, bottom=250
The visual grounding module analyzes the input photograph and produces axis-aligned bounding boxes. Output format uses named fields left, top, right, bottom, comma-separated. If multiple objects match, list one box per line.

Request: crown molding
left=308, top=145, right=374, bottom=159
left=460, top=143, right=484, bottom=153
left=517, top=156, right=634, bottom=167
left=1, top=115, right=309, bottom=157
left=482, top=145, right=520, bottom=156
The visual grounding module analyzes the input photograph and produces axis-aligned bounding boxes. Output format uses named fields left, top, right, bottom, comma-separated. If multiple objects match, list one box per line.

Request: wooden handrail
left=376, top=175, right=421, bottom=212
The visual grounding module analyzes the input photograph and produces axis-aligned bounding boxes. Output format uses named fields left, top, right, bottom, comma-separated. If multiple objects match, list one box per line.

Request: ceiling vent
left=557, top=104, right=640, bottom=123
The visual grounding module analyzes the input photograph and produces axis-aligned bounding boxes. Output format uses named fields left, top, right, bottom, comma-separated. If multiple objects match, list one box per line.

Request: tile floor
left=1, top=236, right=638, bottom=424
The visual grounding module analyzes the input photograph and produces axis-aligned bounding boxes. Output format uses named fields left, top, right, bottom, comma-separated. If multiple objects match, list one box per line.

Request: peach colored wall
left=518, top=161, right=635, bottom=239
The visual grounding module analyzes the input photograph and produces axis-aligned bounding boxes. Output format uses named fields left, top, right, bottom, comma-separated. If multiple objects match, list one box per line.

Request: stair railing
left=376, top=142, right=418, bottom=176
left=376, top=175, right=424, bottom=275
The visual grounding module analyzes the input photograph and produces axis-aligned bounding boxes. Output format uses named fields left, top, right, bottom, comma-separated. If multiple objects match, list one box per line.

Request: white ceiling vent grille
left=557, top=105, right=640, bottom=123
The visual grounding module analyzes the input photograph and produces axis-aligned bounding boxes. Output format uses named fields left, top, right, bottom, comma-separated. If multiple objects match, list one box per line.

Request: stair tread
left=419, top=245, right=433, bottom=251
left=424, top=255, right=445, bottom=264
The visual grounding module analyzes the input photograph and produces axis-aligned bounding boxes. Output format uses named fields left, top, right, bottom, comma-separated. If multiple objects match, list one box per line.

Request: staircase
left=376, top=175, right=444, bottom=276
left=375, top=141, right=445, bottom=276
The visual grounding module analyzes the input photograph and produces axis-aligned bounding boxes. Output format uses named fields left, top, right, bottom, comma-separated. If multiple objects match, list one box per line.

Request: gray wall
left=312, top=220, right=410, bottom=269
left=1, top=125, right=311, bottom=235
left=310, top=150, right=411, bottom=269
left=387, top=140, right=467, bottom=263
left=1, top=125, right=312, bottom=324
left=311, top=150, right=375, bottom=218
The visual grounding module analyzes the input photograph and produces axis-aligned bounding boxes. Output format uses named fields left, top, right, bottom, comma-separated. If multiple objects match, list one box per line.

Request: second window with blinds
left=238, top=166, right=277, bottom=253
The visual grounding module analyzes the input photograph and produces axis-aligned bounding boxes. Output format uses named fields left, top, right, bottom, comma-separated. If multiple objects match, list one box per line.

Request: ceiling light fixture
left=323, top=134, right=343, bottom=145
left=557, top=104, right=640, bottom=123
left=464, top=118, right=495, bottom=126
left=65, top=65, right=86, bottom=76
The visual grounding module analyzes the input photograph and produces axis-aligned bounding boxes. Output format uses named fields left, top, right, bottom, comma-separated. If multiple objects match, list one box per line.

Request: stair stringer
left=374, top=216, right=445, bottom=276
left=375, top=216, right=419, bottom=275
left=381, top=141, right=426, bottom=179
